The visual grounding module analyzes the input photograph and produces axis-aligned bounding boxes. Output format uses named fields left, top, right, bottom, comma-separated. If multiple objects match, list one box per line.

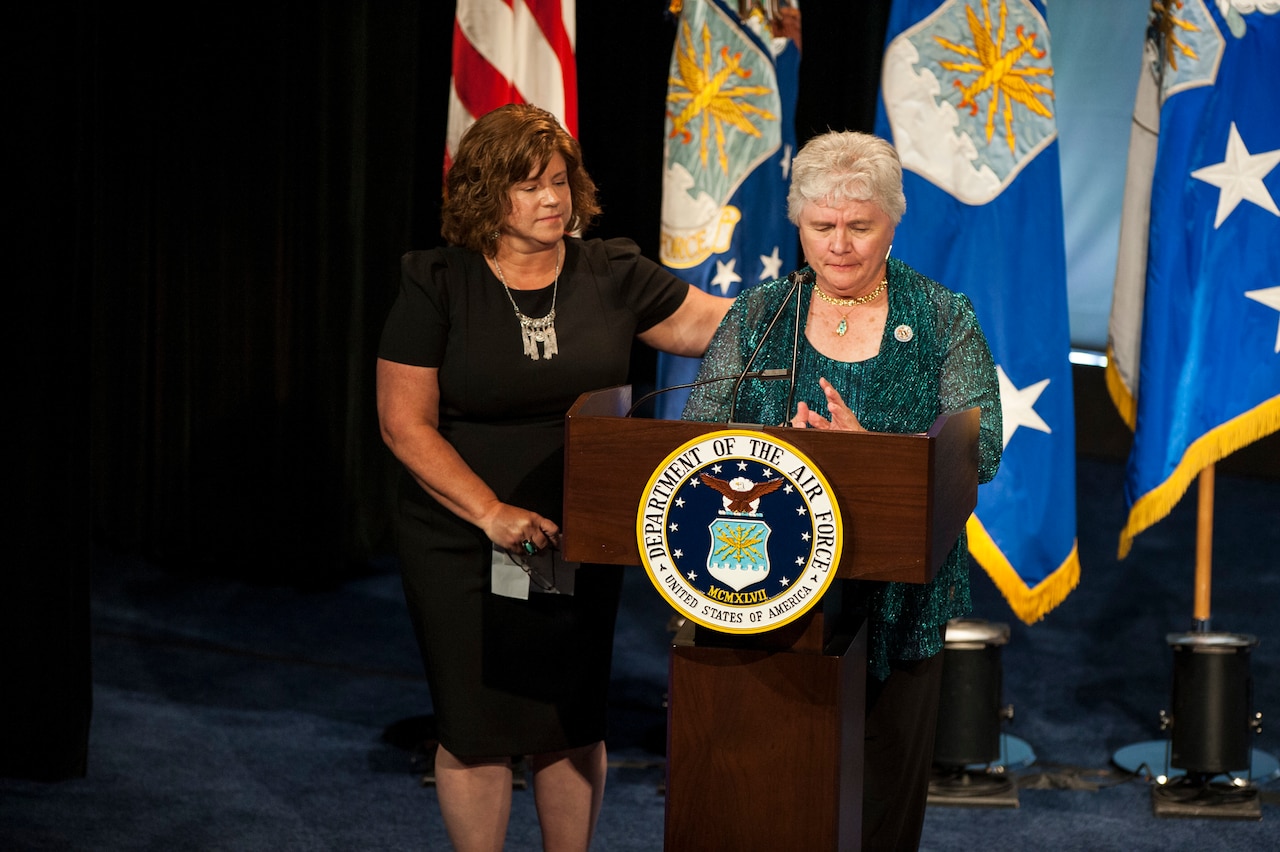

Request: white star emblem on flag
left=758, top=246, right=783, bottom=281
left=996, top=365, right=1051, bottom=449
left=1189, top=122, right=1280, bottom=228
left=710, top=258, right=742, bottom=294
left=1245, top=285, right=1280, bottom=353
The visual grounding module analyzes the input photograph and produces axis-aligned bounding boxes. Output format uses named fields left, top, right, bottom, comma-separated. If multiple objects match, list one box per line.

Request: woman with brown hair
left=376, top=103, right=728, bottom=851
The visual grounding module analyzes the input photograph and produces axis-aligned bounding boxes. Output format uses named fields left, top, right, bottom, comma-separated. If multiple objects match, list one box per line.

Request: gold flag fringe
left=1104, top=345, right=1137, bottom=431
left=966, top=514, right=1080, bottom=625
left=1117, top=395, right=1280, bottom=559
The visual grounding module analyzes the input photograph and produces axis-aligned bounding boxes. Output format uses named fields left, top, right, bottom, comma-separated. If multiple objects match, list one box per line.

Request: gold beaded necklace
left=812, top=278, right=886, bottom=336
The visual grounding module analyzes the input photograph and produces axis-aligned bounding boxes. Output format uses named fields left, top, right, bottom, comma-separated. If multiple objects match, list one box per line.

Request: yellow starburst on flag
left=1151, top=0, right=1201, bottom=73
left=934, top=0, right=1055, bottom=154
left=667, top=16, right=777, bottom=175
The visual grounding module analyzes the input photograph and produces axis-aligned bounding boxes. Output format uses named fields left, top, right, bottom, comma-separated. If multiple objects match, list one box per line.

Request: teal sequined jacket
left=682, top=257, right=1003, bottom=679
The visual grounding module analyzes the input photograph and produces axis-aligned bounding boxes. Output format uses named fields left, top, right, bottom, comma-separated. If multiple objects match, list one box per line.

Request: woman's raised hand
left=790, top=377, right=865, bottom=431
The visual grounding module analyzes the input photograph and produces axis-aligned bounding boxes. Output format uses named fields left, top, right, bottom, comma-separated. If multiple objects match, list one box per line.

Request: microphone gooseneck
left=625, top=369, right=791, bottom=419
left=729, top=268, right=810, bottom=424
left=780, top=268, right=812, bottom=425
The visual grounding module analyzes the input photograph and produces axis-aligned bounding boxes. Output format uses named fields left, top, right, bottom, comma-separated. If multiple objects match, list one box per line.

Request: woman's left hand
left=790, top=377, right=865, bottom=431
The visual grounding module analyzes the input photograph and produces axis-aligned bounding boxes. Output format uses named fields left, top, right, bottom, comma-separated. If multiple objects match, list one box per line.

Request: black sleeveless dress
left=378, top=237, right=687, bottom=757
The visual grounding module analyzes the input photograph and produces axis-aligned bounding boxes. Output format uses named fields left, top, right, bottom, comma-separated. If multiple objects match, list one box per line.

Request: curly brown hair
left=441, top=103, right=601, bottom=255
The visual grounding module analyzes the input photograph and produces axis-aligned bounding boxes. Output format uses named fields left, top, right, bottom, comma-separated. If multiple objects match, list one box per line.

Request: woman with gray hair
left=683, top=129, right=1003, bottom=850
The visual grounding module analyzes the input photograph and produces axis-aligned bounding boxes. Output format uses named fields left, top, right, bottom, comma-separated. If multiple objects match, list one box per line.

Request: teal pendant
left=836, top=317, right=848, bottom=336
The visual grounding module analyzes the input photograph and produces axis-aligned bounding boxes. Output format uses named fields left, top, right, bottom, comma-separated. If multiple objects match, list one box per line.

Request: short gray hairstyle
left=786, top=131, right=906, bottom=227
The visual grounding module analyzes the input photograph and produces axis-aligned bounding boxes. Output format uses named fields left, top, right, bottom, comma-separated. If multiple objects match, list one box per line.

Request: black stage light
left=1149, top=631, right=1265, bottom=820
left=928, top=618, right=1021, bottom=808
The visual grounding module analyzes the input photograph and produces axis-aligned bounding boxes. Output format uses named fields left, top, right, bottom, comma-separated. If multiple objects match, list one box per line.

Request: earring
left=886, top=243, right=892, bottom=260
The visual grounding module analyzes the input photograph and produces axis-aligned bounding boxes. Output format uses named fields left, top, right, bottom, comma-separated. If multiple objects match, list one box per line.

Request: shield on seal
left=706, top=518, right=771, bottom=592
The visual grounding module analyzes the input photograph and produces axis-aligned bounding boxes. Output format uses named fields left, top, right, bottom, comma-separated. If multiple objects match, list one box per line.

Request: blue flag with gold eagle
left=1107, top=2, right=1280, bottom=559
left=655, top=0, right=800, bottom=420
left=874, top=0, right=1079, bottom=623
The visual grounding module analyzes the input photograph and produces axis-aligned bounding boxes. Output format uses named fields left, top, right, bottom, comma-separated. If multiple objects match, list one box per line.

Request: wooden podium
left=563, top=386, right=980, bottom=851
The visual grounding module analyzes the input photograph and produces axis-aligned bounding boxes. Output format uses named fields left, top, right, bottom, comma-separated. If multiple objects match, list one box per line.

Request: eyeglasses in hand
left=511, top=551, right=561, bottom=594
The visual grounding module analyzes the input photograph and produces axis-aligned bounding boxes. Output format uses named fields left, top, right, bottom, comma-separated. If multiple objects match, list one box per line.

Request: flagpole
left=1193, top=465, right=1214, bottom=632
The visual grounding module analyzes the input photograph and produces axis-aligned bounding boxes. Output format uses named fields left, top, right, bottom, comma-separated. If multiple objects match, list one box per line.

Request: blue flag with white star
left=1107, top=2, right=1280, bottom=559
left=875, top=0, right=1079, bottom=623
left=655, top=0, right=799, bottom=420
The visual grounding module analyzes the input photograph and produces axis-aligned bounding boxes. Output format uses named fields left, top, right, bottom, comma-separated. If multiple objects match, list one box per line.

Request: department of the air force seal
left=636, top=430, right=842, bottom=634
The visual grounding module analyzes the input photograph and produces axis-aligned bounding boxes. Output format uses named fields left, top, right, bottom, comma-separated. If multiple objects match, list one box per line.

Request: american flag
left=446, top=0, right=578, bottom=172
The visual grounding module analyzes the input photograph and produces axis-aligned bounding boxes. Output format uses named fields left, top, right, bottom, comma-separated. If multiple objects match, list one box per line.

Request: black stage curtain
left=80, top=0, right=887, bottom=585
left=84, top=1, right=448, bottom=585
left=6, top=0, right=887, bottom=779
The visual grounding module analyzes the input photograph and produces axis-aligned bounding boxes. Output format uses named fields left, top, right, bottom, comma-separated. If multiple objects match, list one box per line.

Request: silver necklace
left=493, top=243, right=561, bottom=361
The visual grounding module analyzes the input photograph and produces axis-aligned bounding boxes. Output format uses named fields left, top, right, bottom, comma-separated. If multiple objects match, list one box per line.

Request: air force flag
left=1107, top=1, right=1280, bottom=558
left=655, top=0, right=800, bottom=421
left=876, top=0, right=1079, bottom=623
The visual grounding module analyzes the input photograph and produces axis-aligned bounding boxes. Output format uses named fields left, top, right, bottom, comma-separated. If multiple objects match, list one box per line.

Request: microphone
left=780, top=268, right=812, bottom=424
left=729, top=268, right=810, bottom=424
left=625, top=369, right=791, bottom=418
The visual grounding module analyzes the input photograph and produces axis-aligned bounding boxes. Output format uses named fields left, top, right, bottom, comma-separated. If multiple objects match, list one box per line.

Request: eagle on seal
left=699, top=474, right=786, bottom=514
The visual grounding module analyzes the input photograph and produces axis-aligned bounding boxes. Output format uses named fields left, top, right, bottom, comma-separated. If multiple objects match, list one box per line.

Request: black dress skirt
left=378, top=237, right=687, bottom=757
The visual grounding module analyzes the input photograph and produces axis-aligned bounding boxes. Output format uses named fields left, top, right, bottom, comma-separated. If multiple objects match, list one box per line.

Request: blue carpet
left=2, top=458, right=1278, bottom=850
